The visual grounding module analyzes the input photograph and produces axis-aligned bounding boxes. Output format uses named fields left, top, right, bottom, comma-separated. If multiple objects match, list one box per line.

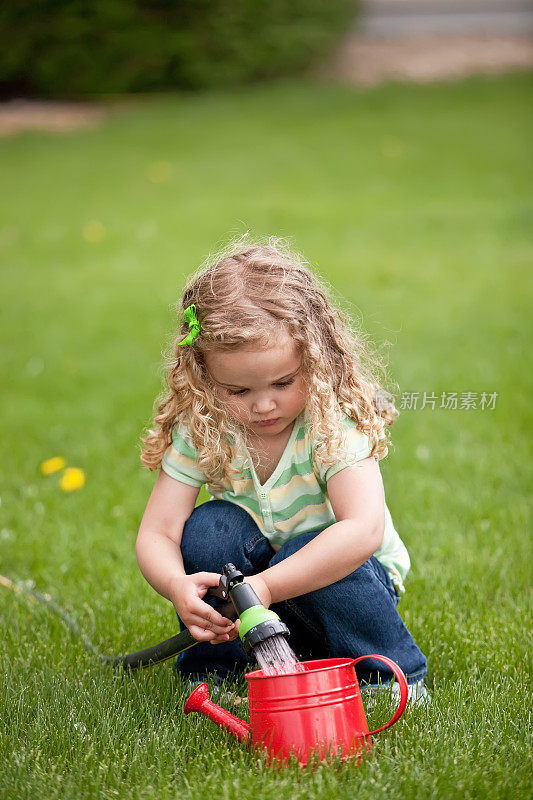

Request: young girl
left=136, top=238, right=427, bottom=699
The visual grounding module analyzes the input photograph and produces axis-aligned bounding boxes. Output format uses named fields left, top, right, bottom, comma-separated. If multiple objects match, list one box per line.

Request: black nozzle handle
left=222, top=563, right=245, bottom=592
left=220, top=563, right=264, bottom=617
left=206, top=563, right=244, bottom=601
left=205, top=572, right=237, bottom=620
left=208, top=573, right=229, bottom=600
left=217, top=563, right=264, bottom=615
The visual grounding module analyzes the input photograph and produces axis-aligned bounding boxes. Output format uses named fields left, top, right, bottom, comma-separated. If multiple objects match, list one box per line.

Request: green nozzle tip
left=238, top=605, right=281, bottom=641
left=224, top=567, right=289, bottom=654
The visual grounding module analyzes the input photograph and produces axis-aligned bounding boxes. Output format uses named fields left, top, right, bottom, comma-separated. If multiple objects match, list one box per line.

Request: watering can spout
left=184, top=683, right=251, bottom=743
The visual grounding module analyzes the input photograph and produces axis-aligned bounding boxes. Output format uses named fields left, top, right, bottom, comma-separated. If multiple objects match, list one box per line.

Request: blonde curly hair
left=141, top=235, right=399, bottom=484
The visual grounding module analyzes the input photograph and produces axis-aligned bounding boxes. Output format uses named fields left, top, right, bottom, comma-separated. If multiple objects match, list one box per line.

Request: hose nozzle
left=221, top=563, right=289, bottom=656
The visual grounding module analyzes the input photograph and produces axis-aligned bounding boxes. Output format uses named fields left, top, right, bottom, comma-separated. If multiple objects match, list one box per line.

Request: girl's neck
left=244, top=417, right=296, bottom=455
left=242, top=420, right=296, bottom=483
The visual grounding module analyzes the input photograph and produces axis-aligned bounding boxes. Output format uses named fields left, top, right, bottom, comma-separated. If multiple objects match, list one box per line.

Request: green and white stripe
left=162, top=411, right=410, bottom=591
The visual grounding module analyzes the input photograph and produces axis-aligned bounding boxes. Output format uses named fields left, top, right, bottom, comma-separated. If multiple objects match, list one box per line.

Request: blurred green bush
left=0, top=0, right=356, bottom=98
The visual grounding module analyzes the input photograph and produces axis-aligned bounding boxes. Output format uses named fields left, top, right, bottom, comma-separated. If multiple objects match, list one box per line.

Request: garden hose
left=0, top=563, right=289, bottom=670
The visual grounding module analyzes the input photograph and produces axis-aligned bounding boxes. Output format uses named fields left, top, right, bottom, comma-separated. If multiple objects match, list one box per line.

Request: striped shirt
left=161, top=411, right=410, bottom=592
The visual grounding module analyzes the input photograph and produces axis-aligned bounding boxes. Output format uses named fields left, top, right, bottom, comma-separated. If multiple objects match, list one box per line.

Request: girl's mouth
left=256, top=418, right=280, bottom=427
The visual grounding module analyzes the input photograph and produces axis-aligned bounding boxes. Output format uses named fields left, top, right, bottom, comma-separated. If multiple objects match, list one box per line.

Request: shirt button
left=264, top=509, right=271, bottom=515
left=260, top=492, right=267, bottom=498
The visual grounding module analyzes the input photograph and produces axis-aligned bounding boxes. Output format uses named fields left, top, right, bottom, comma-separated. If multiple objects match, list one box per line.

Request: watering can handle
left=352, top=654, right=409, bottom=735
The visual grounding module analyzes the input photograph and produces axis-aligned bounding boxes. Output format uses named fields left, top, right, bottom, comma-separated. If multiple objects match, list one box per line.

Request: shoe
left=361, top=678, right=431, bottom=709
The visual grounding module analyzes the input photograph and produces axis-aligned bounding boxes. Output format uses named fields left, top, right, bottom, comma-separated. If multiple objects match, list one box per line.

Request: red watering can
left=184, top=654, right=408, bottom=766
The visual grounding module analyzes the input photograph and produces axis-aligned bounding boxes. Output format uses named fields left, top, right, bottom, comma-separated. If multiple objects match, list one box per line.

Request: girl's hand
left=170, top=572, right=235, bottom=644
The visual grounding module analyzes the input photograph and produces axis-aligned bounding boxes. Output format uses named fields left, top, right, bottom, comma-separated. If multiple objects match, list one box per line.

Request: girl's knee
left=180, top=499, right=261, bottom=574
left=184, top=500, right=252, bottom=536
left=181, top=501, right=232, bottom=571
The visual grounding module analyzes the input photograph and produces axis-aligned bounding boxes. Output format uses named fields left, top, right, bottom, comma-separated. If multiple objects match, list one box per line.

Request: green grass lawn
left=1, top=73, right=531, bottom=799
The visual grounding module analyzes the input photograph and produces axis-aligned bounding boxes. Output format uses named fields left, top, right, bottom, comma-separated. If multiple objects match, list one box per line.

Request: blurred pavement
left=319, top=0, right=533, bottom=85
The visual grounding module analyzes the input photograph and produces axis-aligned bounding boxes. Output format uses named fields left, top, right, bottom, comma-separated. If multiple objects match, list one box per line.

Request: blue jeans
left=176, top=500, right=427, bottom=685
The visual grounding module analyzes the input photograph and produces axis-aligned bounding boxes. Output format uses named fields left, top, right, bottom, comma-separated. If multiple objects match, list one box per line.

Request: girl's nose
left=252, top=395, right=276, bottom=414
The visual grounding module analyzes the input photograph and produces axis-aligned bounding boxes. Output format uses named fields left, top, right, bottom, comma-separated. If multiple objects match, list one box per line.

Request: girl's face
left=205, top=336, right=307, bottom=439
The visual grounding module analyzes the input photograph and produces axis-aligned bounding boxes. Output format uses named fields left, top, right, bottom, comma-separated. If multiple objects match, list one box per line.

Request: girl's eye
left=228, top=378, right=295, bottom=396
left=275, top=379, right=295, bottom=389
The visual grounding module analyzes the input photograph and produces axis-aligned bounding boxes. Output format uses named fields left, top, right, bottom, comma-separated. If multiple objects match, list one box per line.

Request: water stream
left=252, top=634, right=306, bottom=675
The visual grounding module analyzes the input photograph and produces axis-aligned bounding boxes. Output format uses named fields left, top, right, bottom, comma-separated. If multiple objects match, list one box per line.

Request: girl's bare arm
left=135, top=471, right=234, bottom=641
left=135, top=470, right=200, bottom=600
left=256, top=457, right=385, bottom=605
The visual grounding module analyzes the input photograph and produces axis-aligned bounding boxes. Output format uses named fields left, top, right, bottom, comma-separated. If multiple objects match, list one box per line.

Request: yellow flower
left=40, top=456, right=67, bottom=476
left=60, top=467, right=85, bottom=492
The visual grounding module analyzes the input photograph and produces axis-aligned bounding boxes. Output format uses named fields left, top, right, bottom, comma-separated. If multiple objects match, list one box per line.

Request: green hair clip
left=177, top=304, right=200, bottom=346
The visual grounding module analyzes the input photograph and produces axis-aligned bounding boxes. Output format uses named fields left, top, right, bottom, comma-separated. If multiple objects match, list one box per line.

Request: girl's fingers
left=188, top=626, right=216, bottom=642
left=209, top=634, right=231, bottom=645
left=196, top=571, right=226, bottom=588
left=188, top=612, right=234, bottom=636
left=188, top=627, right=231, bottom=644
left=191, top=601, right=234, bottom=629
